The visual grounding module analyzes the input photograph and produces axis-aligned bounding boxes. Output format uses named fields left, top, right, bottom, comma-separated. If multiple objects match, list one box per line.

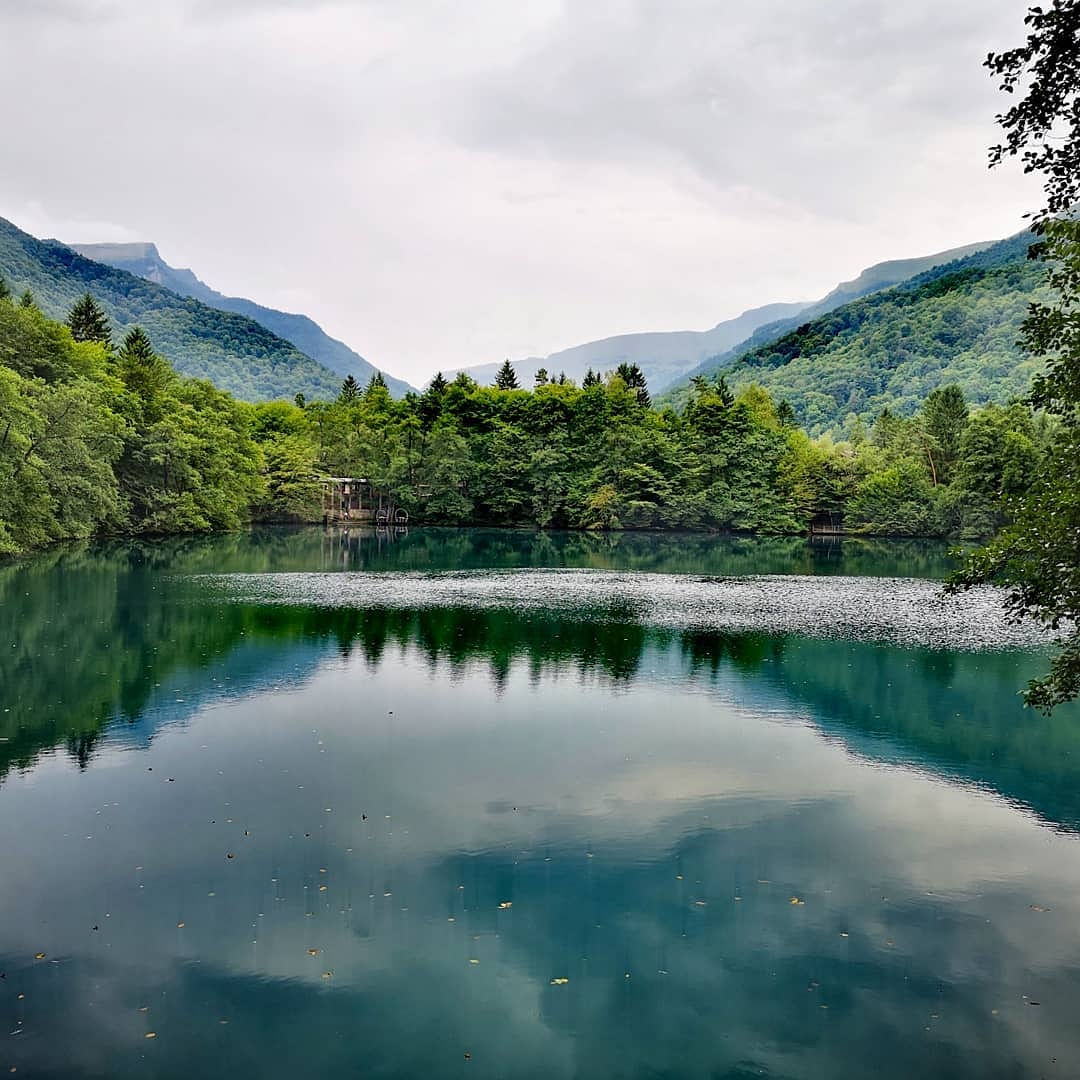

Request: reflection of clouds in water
left=2, top=648, right=1080, bottom=1077
left=199, top=570, right=1054, bottom=650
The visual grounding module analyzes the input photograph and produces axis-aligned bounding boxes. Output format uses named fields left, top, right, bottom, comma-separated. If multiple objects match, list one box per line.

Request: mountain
left=70, top=242, right=413, bottom=397
left=443, top=239, right=993, bottom=394
left=667, top=239, right=995, bottom=393
left=442, top=301, right=811, bottom=390
left=672, top=231, right=1043, bottom=434
left=0, top=216, right=349, bottom=402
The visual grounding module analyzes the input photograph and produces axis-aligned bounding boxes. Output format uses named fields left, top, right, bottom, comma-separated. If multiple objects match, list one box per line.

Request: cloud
left=0, top=0, right=1041, bottom=381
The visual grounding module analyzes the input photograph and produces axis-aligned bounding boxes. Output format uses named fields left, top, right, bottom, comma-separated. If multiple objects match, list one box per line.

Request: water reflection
left=0, top=529, right=1077, bottom=1079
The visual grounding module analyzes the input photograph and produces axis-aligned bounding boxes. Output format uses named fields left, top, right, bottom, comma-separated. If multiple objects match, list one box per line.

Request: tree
left=950, top=1, right=1080, bottom=710
left=339, top=374, right=361, bottom=403
left=494, top=359, right=519, bottom=390
left=365, top=371, right=388, bottom=395
left=66, top=293, right=112, bottom=347
left=715, top=375, right=735, bottom=407
left=19, top=290, right=35, bottom=309
left=428, top=371, right=448, bottom=395
left=582, top=369, right=601, bottom=388
left=534, top=367, right=549, bottom=387
left=922, top=384, right=969, bottom=484
left=0, top=276, right=9, bottom=302
left=616, top=362, right=650, bottom=408
left=294, top=392, right=306, bottom=409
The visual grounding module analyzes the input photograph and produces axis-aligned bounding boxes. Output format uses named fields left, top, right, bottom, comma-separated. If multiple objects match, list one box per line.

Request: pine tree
left=922, top=385, right=968, bottom=478
left=616, top=362, right=650, bottom=407
left=776, top=400, right=796, bottom=428
left=119, top=326, right=155, bottom=364
left=365, top=371, right=388, bottom=396
left=428, top=371, right=448, bottom=395
left=0, top=275, right=10, bottom=302
left=19, top=289, right=35, bottom=309
left=66, top=293, right=113, bottom=347
left=715, top=375, right=735, bottom=407
left=494, top=359, right=519, bottom=390
left=339, top=374, right=361, bottom=403
left=534, top=368, right=549, bottom=387
left=294, top=392, right=306, bottom=409
left=582, top=369, right=601, bottom=389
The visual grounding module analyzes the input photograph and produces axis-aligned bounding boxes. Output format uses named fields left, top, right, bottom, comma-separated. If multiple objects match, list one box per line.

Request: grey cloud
left=0, top=0, right=1038, bottom=380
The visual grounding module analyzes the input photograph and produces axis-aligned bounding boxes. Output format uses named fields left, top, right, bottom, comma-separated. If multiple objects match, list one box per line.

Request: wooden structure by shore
left=320, top=477, right=408, bottom=526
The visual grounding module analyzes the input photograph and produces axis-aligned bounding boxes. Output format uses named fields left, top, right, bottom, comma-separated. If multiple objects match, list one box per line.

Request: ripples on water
left=0, top=528, right=1077, bottom=1080
left=201, top=568, right=1053, bottom=650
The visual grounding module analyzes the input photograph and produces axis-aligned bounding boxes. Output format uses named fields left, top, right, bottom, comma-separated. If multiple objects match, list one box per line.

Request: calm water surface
left=2, top=527, right=1078, bottom=1079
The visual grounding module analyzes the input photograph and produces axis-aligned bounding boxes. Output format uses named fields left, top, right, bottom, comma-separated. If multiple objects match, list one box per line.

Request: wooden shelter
left=321, top=477, right=374, bottom=524
left=319, top=476, right=409, bottom=526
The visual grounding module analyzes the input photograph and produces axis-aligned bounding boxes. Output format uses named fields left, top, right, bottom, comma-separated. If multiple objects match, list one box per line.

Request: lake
left=2, top=527, right=1078, bottom=1079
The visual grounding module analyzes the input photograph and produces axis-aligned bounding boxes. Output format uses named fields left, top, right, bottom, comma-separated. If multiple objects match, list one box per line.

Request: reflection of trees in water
left=4, top=530, right=1079, bottom=831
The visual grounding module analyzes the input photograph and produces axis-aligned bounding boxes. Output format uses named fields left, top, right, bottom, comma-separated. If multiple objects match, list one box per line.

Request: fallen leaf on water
left=550, top=977, right=569, bottom=985
left=789, top=898, right=804, bottom=906
left=498, top=902, right=512, bottom=909
left=176, top=922, right=185, bottom=929
left=468, top=959, right=479, bottom=965
left=307, top=948, right=320, bottom=957
left=1030, top=904, right=1051, bottom=913
left=145, top=1032, right=157, bottom=1040
left=319, top=885, right=328, bottom=892
left=33, top=954, right=44, bottom=961
left=226, top=853, right=235, bottom=860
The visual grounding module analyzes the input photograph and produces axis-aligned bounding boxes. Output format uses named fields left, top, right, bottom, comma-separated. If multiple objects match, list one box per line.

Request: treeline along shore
left=0, top=284, right=1051, bottom=557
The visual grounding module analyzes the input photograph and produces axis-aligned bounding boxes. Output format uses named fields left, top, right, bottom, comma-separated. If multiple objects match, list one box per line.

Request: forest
left=664, top=232, right=1047, bottom=434
left=0, top=283, right=1050, bottom=556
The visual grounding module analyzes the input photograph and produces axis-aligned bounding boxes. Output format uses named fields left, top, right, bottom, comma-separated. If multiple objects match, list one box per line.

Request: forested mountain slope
left=667, top=239, right=996, bottom=393
left=666, top=233, right=1044, bottom=434
left=0, top=217, right=343, bottom=402
left=445, top=239, right=992, bottom=393
left=71, top=241, right=413, bottom=396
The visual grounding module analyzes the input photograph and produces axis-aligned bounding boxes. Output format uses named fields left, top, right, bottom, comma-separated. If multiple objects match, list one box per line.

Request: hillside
left=442, top=300, right=810, bottom=389
left=444, top=240, right=993, bottom=394
left=71, top=241, right=413, bottom=396
left=667, top=239, right=995, bottom=392
left=673, top=232, right=1044, bottom=434
left=0, top=217, right=345, bottom=402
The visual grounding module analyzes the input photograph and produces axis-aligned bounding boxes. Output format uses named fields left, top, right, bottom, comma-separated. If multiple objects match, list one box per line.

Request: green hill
left=0, top=217, right=345, bottom=402
left=70, top=241, right=414, bottom=397
left=664, top=232, right=1045, bottom=434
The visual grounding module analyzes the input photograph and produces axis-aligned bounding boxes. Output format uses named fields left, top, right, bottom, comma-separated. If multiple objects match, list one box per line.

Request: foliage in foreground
left=948, top=0, right=1080, bottom=712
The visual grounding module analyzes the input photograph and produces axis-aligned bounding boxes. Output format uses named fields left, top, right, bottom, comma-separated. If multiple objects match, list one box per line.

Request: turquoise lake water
left=1, top=527, right=1078, bottom=1079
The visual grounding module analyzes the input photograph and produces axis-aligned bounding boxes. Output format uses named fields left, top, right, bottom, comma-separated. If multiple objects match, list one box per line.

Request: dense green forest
left=0, top=284, right=1050, bottom=555
left=0, top=217, right=344, bottom=401
left=665, top=233, right=1046, bottom=433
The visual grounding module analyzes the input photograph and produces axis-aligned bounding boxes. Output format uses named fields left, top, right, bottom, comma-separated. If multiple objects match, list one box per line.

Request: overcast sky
left=0, top=0, right=1040, bottom=383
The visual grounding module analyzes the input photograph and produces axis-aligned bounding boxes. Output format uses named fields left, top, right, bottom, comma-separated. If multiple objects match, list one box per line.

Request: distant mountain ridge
left=71, top=241, right=413, bottom=397
left=442, top=300, right=811, bottom=389
left=444, top=239, right=994, bottom=393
